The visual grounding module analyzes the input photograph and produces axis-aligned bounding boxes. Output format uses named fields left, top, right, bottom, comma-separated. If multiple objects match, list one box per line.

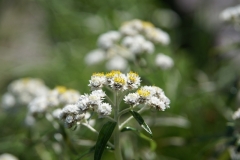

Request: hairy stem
left=114, top=91, right=123, bottom=160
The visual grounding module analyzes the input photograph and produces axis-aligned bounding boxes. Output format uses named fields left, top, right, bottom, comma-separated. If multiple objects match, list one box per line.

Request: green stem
left=114, top=91, right=123, bottom=160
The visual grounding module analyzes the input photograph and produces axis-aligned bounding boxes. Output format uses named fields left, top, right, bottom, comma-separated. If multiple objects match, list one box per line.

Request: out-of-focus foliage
left=1, top=0, right=240, bottom=159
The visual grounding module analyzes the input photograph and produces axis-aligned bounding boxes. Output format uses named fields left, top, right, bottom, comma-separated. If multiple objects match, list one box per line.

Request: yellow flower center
left=113, top=77, right=125, bottom=85
left=93, top=72, right=105, bottom=77
left=128, top=71, right=139, bottom=82
left=137, top=89, right=150, bottom=97
left=105, top=70, right=121, bottom=79
left=142, top=21, right=154, bottom=28
left=55, top=86, right=67, bottom=93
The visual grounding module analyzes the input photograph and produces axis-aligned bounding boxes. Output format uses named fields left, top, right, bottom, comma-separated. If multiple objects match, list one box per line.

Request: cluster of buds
left=59, top=70, right=170, bottom=128
left=85, top=19, right=173, bottom=71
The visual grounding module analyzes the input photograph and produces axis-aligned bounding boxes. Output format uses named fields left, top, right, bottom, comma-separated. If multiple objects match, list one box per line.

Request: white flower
left=120, top=19, right=143, bottom=36
left=147, top=96, right=166, bottom=111
left=110, top=73, right=127, bottom=91
left=126, top=71, right=141, bottom=90
left=91, top=90, right=106, bottom=98
left=106, top=55, right=128, bottom=71
left=97, top=103, right=112, bottom=117
left=136, top=88, right=151, bottom=104
left=59, top=89, right=80, bottom=104
left=52, top=108, right=62, bottom=119
left=88, top=73, right=106, bottom=90
left=1, top=93, right=16, bottom=109
left=220, top=5, right=240, bottom=22
left=155, top=53, right=174, bottom=70
left=88, top=92, right=103, bottom=109
left=233, top=108, right=240, bottom=120
left=124, top=93, right=140, bottom=106
left=142, top=41, right=155, bottom=54
left=0, top=153, right=18, bottom=160
left=141, top=86, right=163, bottom=97
left=145, top=28, right=170, bottom=45
left=85, top=49, right=106, bottom=65
left=59, top=104, right=85, bottom=128
left=77, top=94, right=90, bottom=111
left=97, top=31, right=121, bottom=50
left=28, top=96, right=48, bottom=115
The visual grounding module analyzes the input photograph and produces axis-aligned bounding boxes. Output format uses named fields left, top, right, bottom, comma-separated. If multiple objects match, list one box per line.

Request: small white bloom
left=126, top=71, right=141, bottom=90
left=52, top=108, right=62, bottom=119
left=142, top=41, right=155, bottom=54
left=110, top=73, right=127, bottom=91
left=59, top=104, right=85, bottom=128
left=1, top=93, right=16, bottom=109
left=97, top=103, right=112, bottom=117
left=88, top=73, right=106, bottom=90
left=88, top=92, right=102, bottom=109
left=77, top=94, right=90, bottom=111
left=124, top=93, right=140, bottom=106
left=85, top=49, right=106, bottom=65
left=106, top=55, right=128, bottom=71
left=145, top=28, right=170, bottom=45
left=91, top=90, right=106, bottom=98
left=59, top=89, right=80, bottom=104
left=147, top=96, right=166, bottom=111
left=120, top=19, right=143, bottom=36
left=233, top=108, right=240, bottom=120
left=28, top=96, right=48, bottom=115
left=155, top=53, right=174, bottom=70
left=97, top=31, right=121, bottom=50
left=0, top=153, right=18, bottom=160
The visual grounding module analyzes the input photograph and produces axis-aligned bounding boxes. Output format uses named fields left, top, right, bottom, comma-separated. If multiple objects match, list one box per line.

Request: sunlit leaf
left=94, top=121, right=116, bottom=160
left=130, top=110, right=152, bottom=136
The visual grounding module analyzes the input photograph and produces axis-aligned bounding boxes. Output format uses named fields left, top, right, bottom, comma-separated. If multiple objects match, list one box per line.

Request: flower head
left=126, top=71, right=141, bottom=90
left=89, top=72, right=106, bottom=90
left=97, top=103, right=112, bottom=117
left=124, top=93, right=140, bottom=106
left=59, top=104, right=85, bottom=128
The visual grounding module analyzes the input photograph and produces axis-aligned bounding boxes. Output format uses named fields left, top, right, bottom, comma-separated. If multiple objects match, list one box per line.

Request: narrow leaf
left=130, top=110, right=152, bottom=136
left=121, top=126, right=156, bottom=151
left=77, top=146, right=95, bottom=160
left=94, top=121, right=116, bottom=160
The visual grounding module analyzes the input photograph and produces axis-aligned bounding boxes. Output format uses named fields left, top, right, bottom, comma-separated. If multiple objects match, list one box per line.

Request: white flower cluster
left=25, top=86, right=81, bottom=126
left=85, top=19, right=171, bottom=71
left=124, top=86, right=170, bottom=111
left=220, top=5, right=240, bottom=23
left=58, top=70, right=143, bottom=128
left=88, top=71, right=141, bottom=91
left=1, top=78, right=49, bottom=109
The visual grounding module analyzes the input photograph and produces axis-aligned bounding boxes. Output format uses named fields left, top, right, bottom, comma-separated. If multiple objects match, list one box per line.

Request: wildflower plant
left=58, top=70, right=170, bottom=160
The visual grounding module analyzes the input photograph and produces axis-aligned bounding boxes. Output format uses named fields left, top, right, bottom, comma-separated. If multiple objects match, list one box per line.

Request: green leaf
left=121, top=126, right=157, bottom=151
left=130, top=110, right=152, bottom=136
left=77, top=146, right=95, bottom=160
left=94, top=121, right=116, bottom=160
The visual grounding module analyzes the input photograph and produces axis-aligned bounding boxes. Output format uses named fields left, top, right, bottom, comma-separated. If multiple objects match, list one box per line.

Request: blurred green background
left=0, top=0, right=240, bottom=159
